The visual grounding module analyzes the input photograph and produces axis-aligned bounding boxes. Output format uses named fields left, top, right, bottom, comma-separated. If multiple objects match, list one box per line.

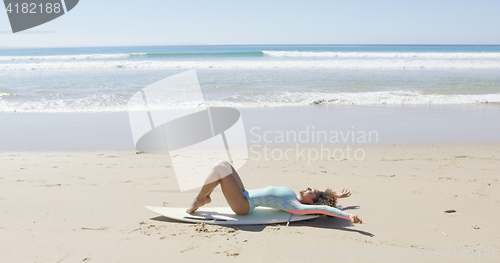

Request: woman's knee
left=218, top=159, right=231, bottom=167
left=217, top=160, right=233, bottom=171
left=214, top=160, right=232, bottom=177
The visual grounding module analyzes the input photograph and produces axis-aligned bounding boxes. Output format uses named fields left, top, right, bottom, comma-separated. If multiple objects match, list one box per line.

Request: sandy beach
left=2, top=6, right=500, bottom=263
left=1, top=142, right=499, bottom=262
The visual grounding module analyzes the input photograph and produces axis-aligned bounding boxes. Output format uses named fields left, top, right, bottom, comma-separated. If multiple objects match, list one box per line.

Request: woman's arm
left=289, top=201, right=364, bottom=224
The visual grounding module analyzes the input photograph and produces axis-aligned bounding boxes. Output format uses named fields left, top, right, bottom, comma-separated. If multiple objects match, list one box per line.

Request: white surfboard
left=145, top=206, right=319, bottom=225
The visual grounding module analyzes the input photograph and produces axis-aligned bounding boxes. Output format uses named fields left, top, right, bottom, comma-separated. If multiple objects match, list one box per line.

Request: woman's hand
left=348, top=213, right=365, bottom=224
left=336, top=188, right=351, bottom=199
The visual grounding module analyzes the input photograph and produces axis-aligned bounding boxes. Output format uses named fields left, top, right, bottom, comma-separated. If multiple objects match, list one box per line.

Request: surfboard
left=145, top=206, right=320, bottom=225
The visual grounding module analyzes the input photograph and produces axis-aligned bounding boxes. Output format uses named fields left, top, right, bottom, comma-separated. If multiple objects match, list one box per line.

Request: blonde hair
left=313, top=188, right=337, bottom=207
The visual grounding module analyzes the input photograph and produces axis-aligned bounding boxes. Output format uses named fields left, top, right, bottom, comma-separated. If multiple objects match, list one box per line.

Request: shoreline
left=1, top=104, right=500, bottom=151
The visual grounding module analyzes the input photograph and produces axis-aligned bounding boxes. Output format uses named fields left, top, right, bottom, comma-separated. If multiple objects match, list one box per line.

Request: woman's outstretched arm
left=289, top=201, right=364, bottom=224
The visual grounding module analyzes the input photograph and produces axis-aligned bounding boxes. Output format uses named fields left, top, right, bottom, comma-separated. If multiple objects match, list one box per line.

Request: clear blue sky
left=1, top=0, right=499, bottom=47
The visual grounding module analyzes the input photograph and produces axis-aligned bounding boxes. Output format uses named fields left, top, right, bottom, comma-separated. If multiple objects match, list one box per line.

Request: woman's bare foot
left=186, top=196, right=212, bottom=214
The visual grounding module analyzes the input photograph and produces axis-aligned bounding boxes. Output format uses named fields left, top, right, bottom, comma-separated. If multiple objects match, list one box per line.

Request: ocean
left=1, top=44, right=500, bottom=113
left=1, top=45, right=499, bottom=150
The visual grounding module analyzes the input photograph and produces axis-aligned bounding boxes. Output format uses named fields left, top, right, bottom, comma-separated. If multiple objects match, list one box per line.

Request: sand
left=1, top=142, right=499, bottom=262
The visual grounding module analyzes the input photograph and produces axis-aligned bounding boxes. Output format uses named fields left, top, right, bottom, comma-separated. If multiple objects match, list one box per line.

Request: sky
left=1, top=0, right=500, bottom=47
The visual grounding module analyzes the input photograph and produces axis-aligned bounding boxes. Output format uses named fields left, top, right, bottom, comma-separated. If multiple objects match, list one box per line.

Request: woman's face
left=299, top=187, right=321, bottom=204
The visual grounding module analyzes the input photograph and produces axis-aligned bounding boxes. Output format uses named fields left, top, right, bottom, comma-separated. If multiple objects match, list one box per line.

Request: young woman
left=187, top=160, right=364, bottom=224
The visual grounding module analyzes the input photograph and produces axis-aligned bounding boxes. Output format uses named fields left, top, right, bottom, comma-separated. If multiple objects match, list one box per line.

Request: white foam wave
left=213, top=91, right=500, bottom=106
left=263, top=51, right=500, bottom=58
left=306, top=91, right=500, bottom=105
left=0, top=53, right=146, bottom=61
left=1, top=59, right=500, bottom=70
left=1, top=91, right=499, bottom=113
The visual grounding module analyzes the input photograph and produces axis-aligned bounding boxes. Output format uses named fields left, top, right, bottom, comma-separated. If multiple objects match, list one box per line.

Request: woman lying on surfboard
left=187, top=160, right=364, bottom=224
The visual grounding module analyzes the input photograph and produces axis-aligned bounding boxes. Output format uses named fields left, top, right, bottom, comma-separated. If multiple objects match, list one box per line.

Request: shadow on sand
left=149, top=204, right=373, bottom=237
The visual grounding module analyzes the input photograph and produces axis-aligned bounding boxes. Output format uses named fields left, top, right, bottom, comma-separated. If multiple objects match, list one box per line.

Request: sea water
left=1, top=45, right=499, bottom=150
left=1, top=44, right=500, bottom=113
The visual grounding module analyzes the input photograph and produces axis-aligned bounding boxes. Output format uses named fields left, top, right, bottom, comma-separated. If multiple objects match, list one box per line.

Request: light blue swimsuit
left=243, top=186, right=350, bottom=220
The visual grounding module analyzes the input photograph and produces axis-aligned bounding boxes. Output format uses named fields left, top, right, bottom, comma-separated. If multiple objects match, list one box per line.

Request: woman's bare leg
left=230, top=165, right=246, bottom=190
left=205, top=161, right=245, bottom=198
left=187, top=160, right=250, bottom=215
